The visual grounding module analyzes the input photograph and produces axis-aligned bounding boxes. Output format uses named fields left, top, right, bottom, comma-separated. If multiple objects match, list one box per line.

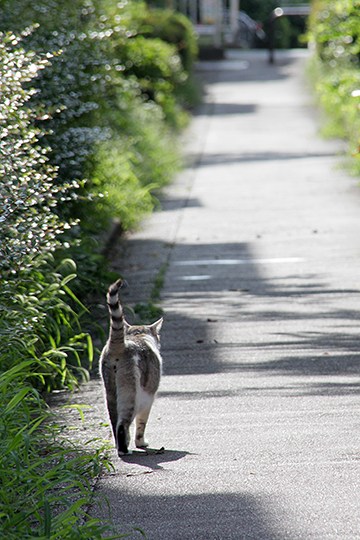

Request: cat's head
left=124, top=318, right=163, bottom=344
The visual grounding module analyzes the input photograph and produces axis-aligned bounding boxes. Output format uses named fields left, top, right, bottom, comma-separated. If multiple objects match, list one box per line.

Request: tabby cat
left=100, top=279, right=163, bottom=456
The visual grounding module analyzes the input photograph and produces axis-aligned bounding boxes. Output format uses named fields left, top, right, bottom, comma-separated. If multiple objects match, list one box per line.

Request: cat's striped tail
left=107, top=279, right=126, bottom=351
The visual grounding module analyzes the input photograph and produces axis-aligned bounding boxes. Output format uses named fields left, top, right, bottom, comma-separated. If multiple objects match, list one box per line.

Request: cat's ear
left=151, top=318, right=163, bottom=335
left=124, top=319, right=131, bottom=330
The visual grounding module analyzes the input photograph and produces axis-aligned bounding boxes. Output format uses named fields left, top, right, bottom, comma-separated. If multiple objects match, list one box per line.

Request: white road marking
left=180, top=275, right=212, bottom=281
left=174, top=257, right=304, bottom=266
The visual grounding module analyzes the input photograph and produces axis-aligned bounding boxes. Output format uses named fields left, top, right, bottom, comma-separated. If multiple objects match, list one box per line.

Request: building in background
left=171, top=0, right=240, bottom=55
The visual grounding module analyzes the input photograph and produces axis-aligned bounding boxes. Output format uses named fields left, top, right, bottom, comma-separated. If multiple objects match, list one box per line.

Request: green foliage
left=0, top=3, right=198, bottom=535
left=309, top=0, right=360, bottom=172
left=0, top=253, right=115, bottom=537
left=0, top=32, right=93, bottom=391
left=133, top=302, right=164, bottom=324
left=0, top=0, right=195, bottom=389
left=0, top=1, right=108, bottom=184
left=0, top=255, right=114, bottom=537
left=0, top=30, right=112, bottom=537
left=87, top=102, right=181, bottom=231
left=310, top=0, right=360, bottom=62
left=119, top=35, right=187, bottom=127
left=0, top=32, right=73, bottom=274
left=0, top=370, right=118, bottom=539
left=1, top=257, right=95, bottom=392
left=139, top=8, right=198, bottom=73
left=0, top=0, right=195, bottom=232
left=90, top=138, right=156, bottom=231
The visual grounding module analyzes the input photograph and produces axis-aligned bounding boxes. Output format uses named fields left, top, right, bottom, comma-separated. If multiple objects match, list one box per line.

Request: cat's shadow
left=121, top=448, right=193, bottom=471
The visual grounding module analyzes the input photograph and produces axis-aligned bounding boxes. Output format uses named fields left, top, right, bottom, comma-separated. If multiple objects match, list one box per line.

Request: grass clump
left=309, top=0, right=360, bottom=173
left=133, top=262, right=168, bottom=324
left=0, top=378, right=116, bottom=539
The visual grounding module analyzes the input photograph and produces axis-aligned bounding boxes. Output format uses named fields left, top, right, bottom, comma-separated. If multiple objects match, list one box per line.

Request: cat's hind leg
left=116, top=422, right=131, bottom=456
left=135, top=389, right=154, bottom=448
left=116, top=404, right=135, bottom=456
left=135, top=410, right=151, bottom=448
left=115, top=381, right=136, bottom=456
left=101, top=364, right=118, bottom=447
left=135, top=398, right=155, bottom=448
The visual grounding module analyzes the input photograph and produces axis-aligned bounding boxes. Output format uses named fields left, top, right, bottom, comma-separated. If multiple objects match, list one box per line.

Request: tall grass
left=0, top=251, right=117, bottom=537
left=0, top=253, right=122, bottom=538
left=0, top=369, right=119, bottom=539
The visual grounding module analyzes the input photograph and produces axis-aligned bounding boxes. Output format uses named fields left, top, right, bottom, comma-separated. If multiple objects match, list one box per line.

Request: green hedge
left=0, top=0, right=198, bottom=392
left=0, top=32, right=111, bottom=539
left=0, top=0, right=197, bottom=236
left=139, top=8, right=198, bottom=72
left=0, top=2, right=198, bottom=536
left=309, top=0, right=360, bottom=172
left=0, top=0, right=194, bottom=386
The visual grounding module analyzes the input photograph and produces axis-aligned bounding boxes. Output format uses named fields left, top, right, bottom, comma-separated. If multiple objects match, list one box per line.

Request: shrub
left=0, top=2, right=199, bottom=535
left=0, top=1, right=193, bottom=230
left=0, top=31, right=72, bottom=274
left=118, top=35, right=187, bottom=128
left=135, top=7, right=201, bottom=109
left=0, top=1, right=108, bottom=184
left=309, top=0, right=360, bottom=171
left=139, top=8, right=198, bottom=74
left=0, top=30, right=94, bottom=390
left=310, top=0, right=360, bottom=63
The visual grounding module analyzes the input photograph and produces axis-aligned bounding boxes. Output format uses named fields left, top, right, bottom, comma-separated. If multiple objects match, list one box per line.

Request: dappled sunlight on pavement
left=90, top=50, right=360, bottom=539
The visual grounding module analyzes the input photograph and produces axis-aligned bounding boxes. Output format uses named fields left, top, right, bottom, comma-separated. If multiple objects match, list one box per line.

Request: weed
left=134, top=302, right=164, bottom=324
left=133, top=262, right=168, bottom=324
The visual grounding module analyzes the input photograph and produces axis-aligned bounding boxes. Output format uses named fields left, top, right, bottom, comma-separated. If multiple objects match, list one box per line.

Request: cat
left=100, top=278, right=163, bottom=456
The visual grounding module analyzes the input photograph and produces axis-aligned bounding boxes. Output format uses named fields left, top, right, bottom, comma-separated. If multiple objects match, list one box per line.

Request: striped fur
left=106, top=278, right=126, bottom=352
left=100, top=279, right=163, bottom=456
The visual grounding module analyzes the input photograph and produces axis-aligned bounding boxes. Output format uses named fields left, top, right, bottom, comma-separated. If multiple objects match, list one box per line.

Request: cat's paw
left=118, top=449, right=131, bottom=457
left=135, top=439, right=149, bottom=449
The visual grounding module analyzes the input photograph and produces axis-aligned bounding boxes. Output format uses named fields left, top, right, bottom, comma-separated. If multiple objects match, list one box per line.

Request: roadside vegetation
left=0, top=1, right=197, bottom=537
left=309, top=0, right=360, bottom=173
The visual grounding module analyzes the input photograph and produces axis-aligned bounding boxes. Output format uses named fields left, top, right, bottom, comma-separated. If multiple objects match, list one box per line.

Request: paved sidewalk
left=90, top=49, right=360, bottom=539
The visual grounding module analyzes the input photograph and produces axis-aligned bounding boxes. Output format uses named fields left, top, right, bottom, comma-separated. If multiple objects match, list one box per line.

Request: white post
left=230, top=0, right=239, bottom=42
left=189, top=0, right=197, bottom=23
left=214, top=0, right=223, bottom=48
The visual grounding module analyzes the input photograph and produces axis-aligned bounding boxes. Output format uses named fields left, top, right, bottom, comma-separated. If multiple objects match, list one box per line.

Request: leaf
left=87, top=333, right=94, bottom=366
left=60, top=273, right=77, bottom=286
left=62, top=284, right=88, bottom=312
left=62, top=404, right=92, bottom=423
left=0, top=361, right=35, bottom=390
left=5, top=387, right=35, bottom=413
left=43, top=497, right=52, bottom=538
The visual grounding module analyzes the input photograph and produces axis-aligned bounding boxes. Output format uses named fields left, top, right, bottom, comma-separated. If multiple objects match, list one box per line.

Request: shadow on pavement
left=122, top=448, right=194, bottom=472
left=111, top=236, right=360, bottom=396
left=193, top=150, right=339, bottom=167
left=197, top=50, right=303, bottom=85
left=94, top=490, right=287, bottom=540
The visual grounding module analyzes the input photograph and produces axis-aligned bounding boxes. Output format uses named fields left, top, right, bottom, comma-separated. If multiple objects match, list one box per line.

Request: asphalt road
left=89, top=49, right=360, bottom=539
